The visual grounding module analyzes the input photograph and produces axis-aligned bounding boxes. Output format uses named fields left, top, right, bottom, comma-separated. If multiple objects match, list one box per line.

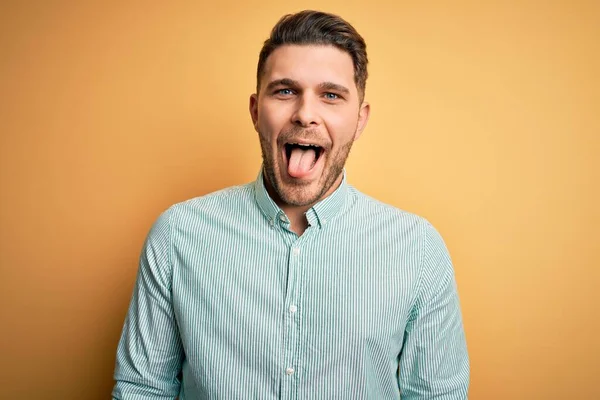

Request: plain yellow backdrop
left=1, top=1, right=598, bottom=398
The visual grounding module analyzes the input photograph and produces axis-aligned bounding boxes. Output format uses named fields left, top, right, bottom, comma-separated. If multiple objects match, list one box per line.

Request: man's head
left=250, top=10, right=370, bottom=209
left=256, top=10, right=369, bottom=104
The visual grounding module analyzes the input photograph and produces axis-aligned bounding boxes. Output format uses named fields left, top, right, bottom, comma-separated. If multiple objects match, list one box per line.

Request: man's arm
left=398, top=221, right=470, bottom=399
left=112, top=209, right=184, bottom=399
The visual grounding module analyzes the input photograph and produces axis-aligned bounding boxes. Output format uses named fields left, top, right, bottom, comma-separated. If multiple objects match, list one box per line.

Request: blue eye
left=325, top=93, right=339, bottom=100
left=278, top=89, right=293, bottom=96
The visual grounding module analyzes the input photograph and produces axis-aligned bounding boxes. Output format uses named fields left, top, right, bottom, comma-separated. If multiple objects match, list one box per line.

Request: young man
left=113, top=10, right=469, bottom=399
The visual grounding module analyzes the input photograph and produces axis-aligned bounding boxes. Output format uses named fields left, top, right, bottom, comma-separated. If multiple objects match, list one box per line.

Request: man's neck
left=263, top=172, right=344, bottom=236
left=280, top=204, right=311, bottom=236
left=263, top=181, right=312, bottom=236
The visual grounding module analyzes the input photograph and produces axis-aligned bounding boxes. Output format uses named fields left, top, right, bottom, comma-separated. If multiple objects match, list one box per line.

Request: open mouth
left=284, top=142, right=324, bottom=178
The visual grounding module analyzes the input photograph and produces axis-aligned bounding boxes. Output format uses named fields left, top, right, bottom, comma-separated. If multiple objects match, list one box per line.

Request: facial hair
left=259, top=126, right=354, bottom=207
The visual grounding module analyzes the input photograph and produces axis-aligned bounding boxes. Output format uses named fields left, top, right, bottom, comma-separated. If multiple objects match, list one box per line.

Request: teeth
left=291, top=143, right=320, bottom=148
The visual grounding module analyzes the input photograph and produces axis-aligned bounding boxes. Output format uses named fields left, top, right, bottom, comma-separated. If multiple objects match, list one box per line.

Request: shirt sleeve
left=398, top=220, right=470, bottom=399
left=112, top=209, right=185, bottom=399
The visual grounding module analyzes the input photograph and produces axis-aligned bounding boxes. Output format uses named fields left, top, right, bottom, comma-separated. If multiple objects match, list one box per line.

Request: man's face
left=250, top=44, right=370, bottom=207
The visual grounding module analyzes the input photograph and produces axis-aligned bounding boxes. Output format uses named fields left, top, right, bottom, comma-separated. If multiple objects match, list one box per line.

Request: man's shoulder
left=347, top=184, right=427, bottom=227
left=347, top=185, right=450, bottom=258
left=163, top=182, right=254, bottom=220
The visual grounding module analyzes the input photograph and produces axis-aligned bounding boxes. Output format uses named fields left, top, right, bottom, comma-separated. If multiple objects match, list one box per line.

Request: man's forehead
left=262, top=44, right=355, bottom=86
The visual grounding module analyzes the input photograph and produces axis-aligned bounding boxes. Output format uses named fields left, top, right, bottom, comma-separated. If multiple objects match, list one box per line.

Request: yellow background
left=1, top=1, right=598, bottom=398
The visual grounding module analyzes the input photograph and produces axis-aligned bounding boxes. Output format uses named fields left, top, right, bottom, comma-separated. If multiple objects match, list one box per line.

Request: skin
left=249, top=44, right=370, bottom=235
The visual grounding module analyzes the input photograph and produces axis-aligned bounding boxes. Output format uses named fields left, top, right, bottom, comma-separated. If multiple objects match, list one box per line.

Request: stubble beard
left=259, top=132, right=354, bottom=207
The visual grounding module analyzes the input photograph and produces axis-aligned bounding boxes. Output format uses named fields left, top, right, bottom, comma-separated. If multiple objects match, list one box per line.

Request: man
left=113, top=10, right=469, bottom=399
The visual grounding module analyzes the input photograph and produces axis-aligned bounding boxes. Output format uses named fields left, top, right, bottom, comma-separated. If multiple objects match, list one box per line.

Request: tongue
left=288, top=147, right=317, bottom=178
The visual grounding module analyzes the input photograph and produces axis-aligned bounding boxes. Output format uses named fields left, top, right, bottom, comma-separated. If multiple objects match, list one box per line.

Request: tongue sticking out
left=288, top=147, right=317, bottom=178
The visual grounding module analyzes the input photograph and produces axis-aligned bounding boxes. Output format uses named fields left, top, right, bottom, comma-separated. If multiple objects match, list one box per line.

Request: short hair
left=256, top=10, right=368, bottom=103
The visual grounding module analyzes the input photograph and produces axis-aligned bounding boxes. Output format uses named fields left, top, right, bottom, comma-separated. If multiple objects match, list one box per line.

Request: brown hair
left=256, top=10, right=368, bottom=102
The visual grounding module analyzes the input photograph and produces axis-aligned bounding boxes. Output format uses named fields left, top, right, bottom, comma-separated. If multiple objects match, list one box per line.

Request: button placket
left=281, top=227, right=317, bottom=399
left=282, top=241, right=304, bottom=398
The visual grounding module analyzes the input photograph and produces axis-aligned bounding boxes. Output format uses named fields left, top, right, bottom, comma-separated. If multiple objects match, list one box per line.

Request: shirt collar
left=253, top=165, right=350, bottom=229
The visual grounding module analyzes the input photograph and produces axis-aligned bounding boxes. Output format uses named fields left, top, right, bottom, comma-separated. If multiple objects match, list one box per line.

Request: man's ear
left=249, top=94, right=259, bottom=131
left=354, top=101, right=370, bottom=141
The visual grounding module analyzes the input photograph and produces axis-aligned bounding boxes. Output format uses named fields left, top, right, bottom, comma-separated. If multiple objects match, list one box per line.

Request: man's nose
left=291, top=94, right=322, bottom=127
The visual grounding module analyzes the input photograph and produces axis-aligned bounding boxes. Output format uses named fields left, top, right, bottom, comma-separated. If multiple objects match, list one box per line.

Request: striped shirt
left=112, top=168, right=469, bottom=399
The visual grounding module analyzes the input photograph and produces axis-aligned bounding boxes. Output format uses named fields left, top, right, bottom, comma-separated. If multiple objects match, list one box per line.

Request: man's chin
left=264, top=162, right=334, bottom=208
left=276, top=184, right=323, bottom=208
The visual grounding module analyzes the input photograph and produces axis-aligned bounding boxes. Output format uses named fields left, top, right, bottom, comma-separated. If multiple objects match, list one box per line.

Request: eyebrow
left=265, top=78, right=300, bottom=92
left=265, top=78, right=351, bottom=95
left=318, top=82, right=350, bottom=95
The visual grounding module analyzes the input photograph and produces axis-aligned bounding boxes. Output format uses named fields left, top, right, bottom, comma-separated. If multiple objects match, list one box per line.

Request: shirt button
left=289, top=304, right=297, bottom=313
left=286, top=367, right=295, bottom=375
left=292, top=247, right=300, bottom=256
left=279, top=214, right=287, bottom=222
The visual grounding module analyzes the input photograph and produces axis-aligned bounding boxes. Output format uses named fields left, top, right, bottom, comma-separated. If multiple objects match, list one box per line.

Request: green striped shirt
left=113, top=168, right=469, bottom=399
